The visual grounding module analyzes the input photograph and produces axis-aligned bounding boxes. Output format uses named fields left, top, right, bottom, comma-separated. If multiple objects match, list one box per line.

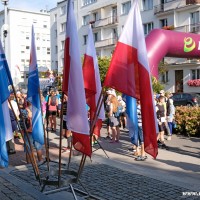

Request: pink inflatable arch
left=146, top=29, right=200, bottom=78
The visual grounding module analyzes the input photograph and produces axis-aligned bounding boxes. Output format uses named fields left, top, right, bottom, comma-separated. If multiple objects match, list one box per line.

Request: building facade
left=51, top=0, right=200, bottom=93
left=0, top=8, right=50, bottom=88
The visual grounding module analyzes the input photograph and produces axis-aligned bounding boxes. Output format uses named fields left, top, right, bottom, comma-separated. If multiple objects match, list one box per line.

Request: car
left=171, top=93, right=200, bottom=107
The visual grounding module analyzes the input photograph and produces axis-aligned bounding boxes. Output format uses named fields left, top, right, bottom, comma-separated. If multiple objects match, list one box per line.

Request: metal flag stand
left=37, top=91, right=103, bottom=200
left=90, top=89, right=109, bottom=158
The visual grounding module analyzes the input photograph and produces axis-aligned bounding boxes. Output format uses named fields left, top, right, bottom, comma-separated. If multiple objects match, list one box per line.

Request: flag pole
left=58, top=91, right=65, bottom=186
left=8, top=98, right=39, bottom=180
left=10, top=85, right=41, bottom=183
left=38, top=88, right=50, bottom=172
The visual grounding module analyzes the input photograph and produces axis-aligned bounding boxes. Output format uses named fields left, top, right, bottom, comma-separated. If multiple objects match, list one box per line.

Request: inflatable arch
left=146, top=29, right=200, bottom=78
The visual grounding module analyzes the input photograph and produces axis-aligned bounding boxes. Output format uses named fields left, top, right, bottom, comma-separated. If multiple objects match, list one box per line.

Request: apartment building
left=0, top=8, right=50, bottom=88
left=51, top=0, right=200, bottom=93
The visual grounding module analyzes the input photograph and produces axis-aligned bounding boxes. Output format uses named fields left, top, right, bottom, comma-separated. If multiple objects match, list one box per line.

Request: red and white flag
left=83, top=25, right=105, bottom=137
left=62, top=0, right=91, bottom=157
left=104, top=0, right=158, bottom=158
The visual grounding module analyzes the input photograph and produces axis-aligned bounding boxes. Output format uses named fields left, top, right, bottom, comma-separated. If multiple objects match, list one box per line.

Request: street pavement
left=1, top=119, right=200, bottom=200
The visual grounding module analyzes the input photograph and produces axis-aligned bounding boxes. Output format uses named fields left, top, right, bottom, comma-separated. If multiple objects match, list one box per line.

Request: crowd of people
left=7, top=87, right=175, bottom=164
left=104, top=88, right=175, bottom=161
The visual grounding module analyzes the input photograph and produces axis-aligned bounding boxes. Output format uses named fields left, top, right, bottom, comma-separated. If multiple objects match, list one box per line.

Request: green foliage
left=98, top=56, right=111, bottom=83
left=158, top=61, right=168, bottom=75
left=151, top=76, right=164, bottom=93
left=174, top=106, right=200, bottom=136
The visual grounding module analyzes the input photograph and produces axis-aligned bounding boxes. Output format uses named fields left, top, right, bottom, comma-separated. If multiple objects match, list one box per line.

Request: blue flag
left=27, top=25, right=44, bottom=145
left=124, top=95, right=138, bottom=146
left=0, top=41, right=13, bottom=167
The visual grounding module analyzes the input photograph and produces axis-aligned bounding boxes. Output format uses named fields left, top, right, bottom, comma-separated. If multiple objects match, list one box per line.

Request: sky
left=0, top=0, right=58, bottom=12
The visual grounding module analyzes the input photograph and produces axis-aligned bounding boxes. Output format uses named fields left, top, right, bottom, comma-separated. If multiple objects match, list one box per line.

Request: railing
left=91, top=16, right=118, bottom=28
left=95, top=38, right=117, bottom=48
left=154, top=0, right=200, bottom=14
left=174, top=23, right=200, bottom=33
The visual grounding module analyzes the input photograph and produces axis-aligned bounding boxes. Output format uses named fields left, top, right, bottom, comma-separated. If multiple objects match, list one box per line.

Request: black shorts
left=48, top=111, right=57, bottom=116
left=121, top=112, right=126, bottom=117
left=63, top=121, right=68, bottom=129
left=158, top=122, right=165, bottom=132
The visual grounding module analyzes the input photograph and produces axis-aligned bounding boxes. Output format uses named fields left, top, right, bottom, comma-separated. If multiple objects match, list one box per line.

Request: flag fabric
left=125, top=95, right=138, bottom=146
left=104, top=0, right=158, bottom=158
left=0, top=40, right=13, bottom=167
left=83, top=25, right=105, bottom=137
left=27, top=25, right=44, bottom=145
left=62, top=0, right=91, bottom=157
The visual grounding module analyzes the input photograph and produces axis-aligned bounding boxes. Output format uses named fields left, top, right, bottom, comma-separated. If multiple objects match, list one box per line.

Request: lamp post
left=1, top=0, right=9, bottom=58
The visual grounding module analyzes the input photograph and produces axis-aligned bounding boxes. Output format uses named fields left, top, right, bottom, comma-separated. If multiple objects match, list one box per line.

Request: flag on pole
left=104, top=0, right=158, bottom=158
left=125, top=95, right=138, bottom=146
left=0, top=40, right=13, bottom=167
left=83, top=25, right=105, bottom=137
left=62, top=0, right=91, bottom=157
left=27, top=25, right=44, bottom=145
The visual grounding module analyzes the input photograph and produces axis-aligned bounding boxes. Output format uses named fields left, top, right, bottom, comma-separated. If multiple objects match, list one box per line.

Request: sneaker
left=105, top=136, right=111, bottom=140
left=162, top=144, right=169, bottom=150
left=167, top=136, right=172, bottom=141
left=135, top=156, right=147, bottom=161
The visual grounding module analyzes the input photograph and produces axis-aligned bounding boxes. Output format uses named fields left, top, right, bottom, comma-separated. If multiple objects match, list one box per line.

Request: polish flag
left=83, top=25, right=105, bottom=137
left=62, top=0, right=91, bottom=157
left=104, top=0, right=158, bottom=158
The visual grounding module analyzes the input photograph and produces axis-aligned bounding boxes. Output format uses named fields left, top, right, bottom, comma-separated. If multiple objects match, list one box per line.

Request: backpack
left=114, top=105, right=123, bottom=118
left=50, top=96, right=57, bottom=106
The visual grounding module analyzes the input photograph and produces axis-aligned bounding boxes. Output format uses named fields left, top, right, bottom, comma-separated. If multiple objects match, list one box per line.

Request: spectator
left=48, top=90, right=58, bottom=132
left=167, top=99, right=175, bottom=141
left=62, top=95, right=72, bottom=153
left=108, top=94, right=120, bottom=143
left=135, top=100, right=147, bottom=161
left=117, top=95, right=127, bottom=129
left=156, top=96, right=169, bottom=150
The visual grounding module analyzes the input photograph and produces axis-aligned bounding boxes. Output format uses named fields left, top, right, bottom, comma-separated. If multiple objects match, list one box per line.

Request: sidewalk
left=2, top=120, right=200, bottom=199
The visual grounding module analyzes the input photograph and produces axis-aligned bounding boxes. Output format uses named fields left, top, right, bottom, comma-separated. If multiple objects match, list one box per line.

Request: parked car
left=171, top=93, right=200, bottom=107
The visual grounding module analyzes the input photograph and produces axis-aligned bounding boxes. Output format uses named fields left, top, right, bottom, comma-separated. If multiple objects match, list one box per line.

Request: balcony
left=174, top=23, right=200, bottom=33
left=154, top=0, right=200, bottom=14
left=91, top=16, right=118, bottom=29
left=95, top=38, right=117, bottom=48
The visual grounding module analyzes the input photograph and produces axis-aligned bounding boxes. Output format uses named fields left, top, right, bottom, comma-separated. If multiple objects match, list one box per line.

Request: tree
left=152, top=76, right=164, bottom=93
left=97, top=56, right=111, bottom=83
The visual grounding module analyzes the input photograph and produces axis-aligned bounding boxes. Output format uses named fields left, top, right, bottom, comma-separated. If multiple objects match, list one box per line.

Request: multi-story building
left=50, top=0, right=200, bottom=93
left=0, top=8, right=50, bottom=88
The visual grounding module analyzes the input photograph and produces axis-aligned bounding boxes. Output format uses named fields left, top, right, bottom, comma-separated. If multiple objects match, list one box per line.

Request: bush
left=174, top=106, right=200, bottom=136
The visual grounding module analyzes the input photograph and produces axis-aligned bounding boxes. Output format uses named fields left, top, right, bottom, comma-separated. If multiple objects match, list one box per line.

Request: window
left=60, top=5, right=66, bottom=15
left=93, top=12, right=99, bottom=21
left=190, top=11, right=199, bottom=32
left=43, top=24, right=47, bottom=28
left=54, top=14, right=57, bottom=22
left=94, top=32, right=99, bottom=42
left=37, top=47, right=40, bottom=50
left=160, top=18, right=168, bottom=28
left=61, top=41, right=65, bottom=50
left=60, top=23, right=66, bottom=33
left=33, top=19, right=37, bottom=24
left=55, top=45, right=58, bottom=54
left=142, top=0, right=153, bottom=11
left=191, top=69, right=200, bottom=79
left=55, top=29, right=57, bottom=38
left=26, top=46, right=30, bottom=50
left=26, top=36, right=29, bottom=40
left=82, top=0, right=97, bottom=6
left=83, top=15, right=90, bottom=25
left=122, top=1, right=131, bottom=15
left=83, top=35, right=88, bottom=45
left=143, top=22, right=154, bottom=35
left=47, top=47, right=50, bottom=55
left=161, top=71, right=169, bottom=83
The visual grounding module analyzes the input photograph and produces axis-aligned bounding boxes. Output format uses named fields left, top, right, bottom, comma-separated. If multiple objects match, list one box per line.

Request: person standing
left=48, top=90, right=58, bottom=132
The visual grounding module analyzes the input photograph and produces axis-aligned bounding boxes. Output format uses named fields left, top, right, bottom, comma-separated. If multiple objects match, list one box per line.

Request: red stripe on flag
left=83, top=54, right=96, bottom=98
left=72, top=132, right=91, bottom=157
left=62, top=38, right=70, bottom=94
left=93, top=119, right=102, bottom=137
left=104, top=42, right=140, bottom=99
left=138, top=62, right=158, bottom=159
